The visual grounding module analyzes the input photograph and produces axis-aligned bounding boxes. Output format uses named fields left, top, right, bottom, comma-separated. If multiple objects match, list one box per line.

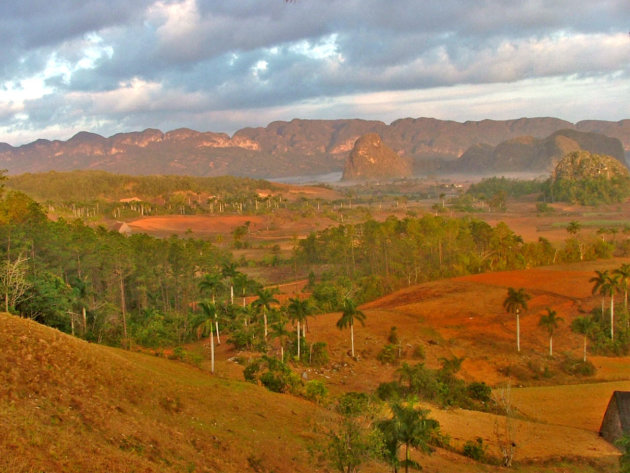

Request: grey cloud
left=0, top=0, right=629, bottom=145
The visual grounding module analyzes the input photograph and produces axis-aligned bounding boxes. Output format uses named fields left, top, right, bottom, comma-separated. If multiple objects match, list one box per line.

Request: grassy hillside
left=0, top=312, right=334, bottom=473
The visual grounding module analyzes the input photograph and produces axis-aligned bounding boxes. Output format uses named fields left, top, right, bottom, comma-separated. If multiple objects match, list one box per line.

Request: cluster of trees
left=576, top=264, right=630, bottom=356
left=544, top=174, right=630, bottom=205
left=376, top=358, right=493, bottom=410
left=297, top=214, right=618, bottom=303
left=502, top=264, right=630, bottom=364
left=0, top=186, right=242, bottom=346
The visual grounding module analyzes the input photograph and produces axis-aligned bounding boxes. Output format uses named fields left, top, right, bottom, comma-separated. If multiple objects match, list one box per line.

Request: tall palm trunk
left=263, top=309, right=268, bottom=339
left=296, top=321, right=301, bottom=360
left=611, top=296, right=615, bottom=340
left=82, top=307, right=87, bottom=335
left=350, top=322, right=355, bottom=358
left=215, top=320, right=221, bottom=344
left=516, top=309, right=521, bottom=353
left=210, top=330, right=215, bottom=374
left=549, top=335, right=553, bottom=357
left=119, top=272, right=128, bottom=349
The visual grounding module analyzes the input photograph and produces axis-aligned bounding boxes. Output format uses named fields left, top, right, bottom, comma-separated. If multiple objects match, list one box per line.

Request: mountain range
left=1, top=117, right=628, bottom=178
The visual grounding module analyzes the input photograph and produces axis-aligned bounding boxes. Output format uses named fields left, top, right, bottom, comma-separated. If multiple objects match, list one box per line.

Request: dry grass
left=0, top=313, right=336, bottom=473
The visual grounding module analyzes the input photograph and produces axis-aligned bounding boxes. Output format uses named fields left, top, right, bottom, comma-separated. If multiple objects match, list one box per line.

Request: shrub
left=560, top=355, right=596, bottom=377
left=310, top=342, right=329, bottom=367
left=377, top=344, right=400, bottom=365
left=305, top=380, right=328, bottom=404
left=375, top=381, right=402, bottom=402
left=336, top=392, right=370, bottom=416
left=243, top=356, right=301, bottom=393
left=536, top=202, right=554, bottom=214
left=462, top=437, right=486, bottom=461
left=412, top=344, right=425, bottom=360
left=388, top=326, right=400, bottom=344
left=467, top=382, right=492, bottom=403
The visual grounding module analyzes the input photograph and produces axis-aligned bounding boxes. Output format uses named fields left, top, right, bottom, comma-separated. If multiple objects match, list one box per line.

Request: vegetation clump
left=544, top=151, right=630, bottom=205
left=376, top=358, right=493, bottom=410
left=243, top=356, right=301, bottom=394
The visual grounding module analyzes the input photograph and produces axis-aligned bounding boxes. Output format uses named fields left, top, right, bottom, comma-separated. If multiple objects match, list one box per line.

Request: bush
left=387, top=326, right=400, bottom=344
left=377, top=344, right=400, bottom=365
left=310, top=342, right=329, bottom=367
left=244, top=356, right=301, bottom=393
left=412, top=344, right=425, bottom=360
left=467, top=382, right=492, bottom=403
left=375, top=381, right=402, bottom=402
left=305, top=380, right=328, bottom=403
left=560, top=355, right=596, bottom=377
left=462, top=437, right=486, bottom=461
left=536, top=202, right=554, bottom=214
left=336, top=392, right=370, bottom=416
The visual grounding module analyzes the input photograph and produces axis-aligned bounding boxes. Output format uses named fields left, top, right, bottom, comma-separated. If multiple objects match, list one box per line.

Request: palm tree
left=196, top=301, right=217, bottom=373
left=253, top=287, right=279, bottom=340
left=538, top=308, right=563, bottom=357
left=396, top=362, right=420, bottom=392
left=601, top=273, right=620, bottom=339
left=287, top=297, right=311, bottom=360
left=503, top=287, right=531, bottom=353
left=590, top=269, right=609, bottom=316
left=221, top=262, right=238, bottom=305
left=233, top=271, right=251, bottom=305
left=376, top=401, right=439, bottom=473
left=614, top=264, right=630, bottom=324
left=336, top=298, right=366, bottom=358
left=571, top=316, right=596, bottom=362
left=199, top=272, right=224, bottom=304
left=199, top=274, right=224, bottom=343
left=270, top=315, right=290, bottom=361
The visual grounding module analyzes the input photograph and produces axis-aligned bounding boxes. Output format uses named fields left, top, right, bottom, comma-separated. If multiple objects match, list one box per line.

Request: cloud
left=0, top=0, right=629, bottom=145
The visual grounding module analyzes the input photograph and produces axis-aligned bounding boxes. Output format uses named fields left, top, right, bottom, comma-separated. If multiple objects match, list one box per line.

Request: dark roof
left=600, top=391, right=630, bottom=446
left=614, top=391, right=630, bottom=432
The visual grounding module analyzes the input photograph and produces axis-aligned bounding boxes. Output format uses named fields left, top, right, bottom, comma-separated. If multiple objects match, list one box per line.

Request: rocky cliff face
left=455, top=129, right=626, bottom=173
left=342, top=133, right=412, bottom=181
left=0, top=118, right=628, bottom=178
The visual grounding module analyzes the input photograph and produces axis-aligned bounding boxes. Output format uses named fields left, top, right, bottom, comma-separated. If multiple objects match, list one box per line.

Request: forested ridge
left=6, top=171, right=280, bottom=219
left=7, top=170, right=277, bottom=202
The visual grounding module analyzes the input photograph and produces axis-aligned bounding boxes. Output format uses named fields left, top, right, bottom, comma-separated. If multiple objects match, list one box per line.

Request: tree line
left=297, top=214, right=620, bottom=303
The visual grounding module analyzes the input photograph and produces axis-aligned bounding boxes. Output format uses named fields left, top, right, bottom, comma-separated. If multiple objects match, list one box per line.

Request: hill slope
left=0, top=312, right=331, bottom=473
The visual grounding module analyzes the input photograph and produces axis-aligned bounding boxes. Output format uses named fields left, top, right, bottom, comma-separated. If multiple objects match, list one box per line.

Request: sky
left=1, top=0, right=629, bottom=146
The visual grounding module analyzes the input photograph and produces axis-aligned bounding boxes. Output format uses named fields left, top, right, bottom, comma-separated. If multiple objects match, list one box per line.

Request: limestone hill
left=341, top=133, right=412, bottom=181
left=1, top=117, right=628, bottom=178
left=553, top=150, right=630, bottom=181
left=456, top=129, right=626, bottom=174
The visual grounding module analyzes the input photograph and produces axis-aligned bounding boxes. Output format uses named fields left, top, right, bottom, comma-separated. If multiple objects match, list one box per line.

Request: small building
left=600, top=391, right=630, bottom=446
